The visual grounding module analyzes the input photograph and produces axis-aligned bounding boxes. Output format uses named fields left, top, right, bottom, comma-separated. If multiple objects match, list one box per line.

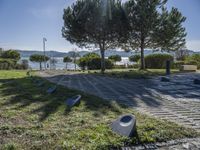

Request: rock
left=182, top=143, right=189, bottom=149
left=111, top=114, right=136, bottom=137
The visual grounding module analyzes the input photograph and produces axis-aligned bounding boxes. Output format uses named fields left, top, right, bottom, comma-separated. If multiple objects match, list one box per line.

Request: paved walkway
left=39, top=71, right=200, bottom=131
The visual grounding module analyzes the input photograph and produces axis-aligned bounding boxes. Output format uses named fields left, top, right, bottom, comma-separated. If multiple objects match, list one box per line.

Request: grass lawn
left=0, top=70, right=199, bottom=149
left=89, top=69, right=181, bottom=79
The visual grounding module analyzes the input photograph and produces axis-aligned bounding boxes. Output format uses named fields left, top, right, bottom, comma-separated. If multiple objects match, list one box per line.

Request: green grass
left=0, top=70, right=199, bottom=149
left=90, top=69, right=180, bottom=79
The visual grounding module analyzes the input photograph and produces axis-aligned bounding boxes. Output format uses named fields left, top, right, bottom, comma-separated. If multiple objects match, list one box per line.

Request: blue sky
left=0, top=0, right=200, bottom=52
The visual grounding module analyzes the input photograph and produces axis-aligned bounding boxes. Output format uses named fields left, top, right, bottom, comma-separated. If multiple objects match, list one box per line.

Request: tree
left=108, top=55, right=121, bottom=64
left=29, top=54, right=49, bottom=70
left=188, top=54, right=200, bottom=62
left=175, top=49, right=189, bottom=61
left=63, top=56, right=72, bottom=69
left=77, top=53, right=100, bottom=70
left=0, top=48, right=3, bottom=57
left=124, top=0, right=186, bottom=69
left=62, top=0, right=128, bottom=73
left=129, top=55, right=140, bottom=63
left=1, top=49, right=20, bottom=61
left=68, top=50, right=80, bottom=70
left=50, top=58, right=58, bottom=70
left=83, top=53, right=100, bottom=58
left=21, top=59, right=29, bottom=69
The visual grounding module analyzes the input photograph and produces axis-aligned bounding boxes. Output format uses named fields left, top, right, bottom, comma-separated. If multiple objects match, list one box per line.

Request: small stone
left=182, top=143, right=189, bottom=149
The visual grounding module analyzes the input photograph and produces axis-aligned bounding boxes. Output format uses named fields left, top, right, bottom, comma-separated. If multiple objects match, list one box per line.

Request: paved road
left=39, top=71, right=200, bottom=131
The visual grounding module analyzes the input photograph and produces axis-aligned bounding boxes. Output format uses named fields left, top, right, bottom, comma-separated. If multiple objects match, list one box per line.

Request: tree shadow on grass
left=44, top=73, right=163, bottom=108
left=0, top=76, right=127, bottom=122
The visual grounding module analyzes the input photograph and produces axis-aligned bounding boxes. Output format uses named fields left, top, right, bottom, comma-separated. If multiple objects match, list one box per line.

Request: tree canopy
left=62, top=0, right=187, bottom=70
left=62, top=0, right=128, bottom=73
left=63, top=56, right=72, bottom=63
left=63, top=56, right=73, bottom=69
left=1, top=50, right=20, bottom=61
left=108, top=55, right=121, bottom=62
left=124, top=0, right=186, bottom=69
left=129, top=55, right=140, bottom=63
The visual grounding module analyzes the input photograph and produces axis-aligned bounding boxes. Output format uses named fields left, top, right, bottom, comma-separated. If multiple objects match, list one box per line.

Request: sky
left=0, top=0, right=200, bottom=52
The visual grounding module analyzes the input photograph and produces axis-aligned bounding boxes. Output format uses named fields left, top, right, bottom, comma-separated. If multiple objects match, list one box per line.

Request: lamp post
left=43, top=37, right=47, bottom=70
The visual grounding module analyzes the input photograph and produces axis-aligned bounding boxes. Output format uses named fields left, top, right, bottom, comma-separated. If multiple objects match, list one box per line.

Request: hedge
left=87, top=58, right=113, bottom=70
left=145, top=53, right=174, bottom=69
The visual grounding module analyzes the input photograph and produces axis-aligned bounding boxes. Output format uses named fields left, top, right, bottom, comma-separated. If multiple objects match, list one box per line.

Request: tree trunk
left=140, top=38, right=145, bottom=70
left=100, top=49, right=105, bottom=73
left=39, top=62, right=42, bottom=70
left=74, top=58, right=76, bottom=70
left=66, top=63, right=68, bottom=69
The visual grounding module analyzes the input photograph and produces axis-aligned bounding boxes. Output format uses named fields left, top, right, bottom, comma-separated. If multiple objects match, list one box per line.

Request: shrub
left=78, top=57, right=87, bottom=70
left=1, top=50, right=20, bottom=61
left=108, top=55, right=121, bottom=63
left=77, top=53, right=113, bottom=70
left=145, top=53, right=174, bottom=69
left=0, top=59, right=16, bottom=70
left=113, top=65, right=126, bottom=69
left=83, top=53, right=100, bottom=58
left=87, top=58, right=113, bottom=70
left=133, top=64, right=140, bottom=69
left=129, top=55, right=141, bottom=63
left=185, top=60, right=198, bottom=65
left=185, top=54, right=200, bottom=69
left=172, top=61, right=185, bottom=69
left=0, top=59, right=29, bottom=70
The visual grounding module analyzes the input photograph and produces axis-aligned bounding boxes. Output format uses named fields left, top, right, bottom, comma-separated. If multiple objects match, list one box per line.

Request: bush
left=113, top=65, right=126, bottom=69
left=1, top=50, right=20, bottom=61
left=0, top=59, right=16, bottom=70
left=87, top=58, right=113, bottom=70
left=129, top=55, right=141, bottom=63
left=77, top=53, right=113, bottom=70
left=0, top=58, right=28, bottom=70
left=172, top=61, right=185, bottom=69
left=145, top=53, right=174, bottom=69
left=133, top=64, right=140, bottom=69
left=108, top=55, right=121, bottom=63
left=185, top=54, right=200, bottom=69
left=83, top=53, right=100, bottom=58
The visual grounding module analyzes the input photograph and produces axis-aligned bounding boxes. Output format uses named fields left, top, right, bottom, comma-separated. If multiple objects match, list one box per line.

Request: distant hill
left=17, top=50, right=68, bottom=58
left=17, top=49, right=199, bottom=58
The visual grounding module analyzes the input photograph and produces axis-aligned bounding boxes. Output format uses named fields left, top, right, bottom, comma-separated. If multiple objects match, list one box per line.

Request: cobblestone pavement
left=39, top=71, right=200, bottom=149
left=39, top=71, right=200, bottom=131
left=121, top=138, right=200, bottom=150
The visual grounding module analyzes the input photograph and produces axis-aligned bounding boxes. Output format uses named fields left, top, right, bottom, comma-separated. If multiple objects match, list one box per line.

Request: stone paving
left=121, top=138, right=200, bottom=150
left=40, top=71, right=200, bottom=131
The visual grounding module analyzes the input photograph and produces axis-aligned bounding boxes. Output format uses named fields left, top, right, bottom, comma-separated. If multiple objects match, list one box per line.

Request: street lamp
left=43, top=37, right=47, bottom=70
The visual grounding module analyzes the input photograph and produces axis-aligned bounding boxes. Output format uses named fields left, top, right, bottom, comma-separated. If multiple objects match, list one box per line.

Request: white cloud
left=186, top=40, right=200, bottom=51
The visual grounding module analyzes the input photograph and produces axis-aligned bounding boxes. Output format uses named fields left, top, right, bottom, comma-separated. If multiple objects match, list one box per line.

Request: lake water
left=20, top=57, right=134, bottom=70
